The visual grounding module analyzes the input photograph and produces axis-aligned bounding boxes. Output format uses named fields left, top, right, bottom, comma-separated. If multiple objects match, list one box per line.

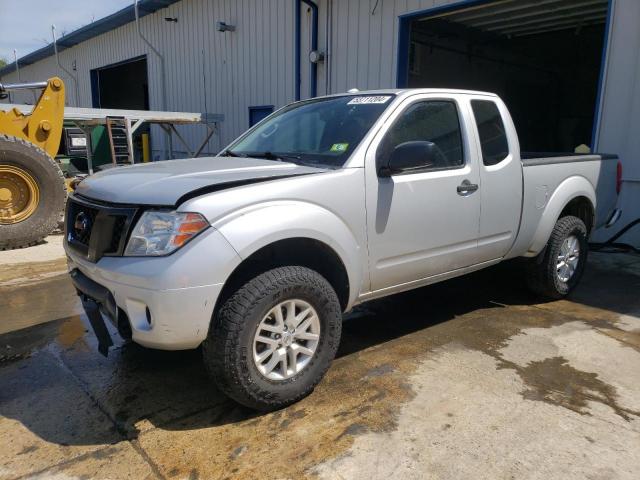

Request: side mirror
left=378, top=141, right=438, bottom=177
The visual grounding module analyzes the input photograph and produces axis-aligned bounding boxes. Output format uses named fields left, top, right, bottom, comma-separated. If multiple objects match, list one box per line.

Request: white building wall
left=594, top=0, right=640, bottom=244
left=2, top=0, right=638, bottom=243
left=320, top=0, right=461, bottom=95
left=2, top=0, right=297, bottom=156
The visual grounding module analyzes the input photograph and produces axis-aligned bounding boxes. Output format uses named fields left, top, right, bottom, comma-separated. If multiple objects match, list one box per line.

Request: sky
left=0, top=0, right=133, bottom=62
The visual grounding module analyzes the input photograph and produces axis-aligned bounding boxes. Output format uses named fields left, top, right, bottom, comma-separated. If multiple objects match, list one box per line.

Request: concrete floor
left=1, top=236, right=639, bottom=479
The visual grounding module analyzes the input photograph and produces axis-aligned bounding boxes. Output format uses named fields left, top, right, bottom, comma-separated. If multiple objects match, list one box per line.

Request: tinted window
left=378, top=101, right=464, bottom=170
left=471, top=100, right=509, bottom=166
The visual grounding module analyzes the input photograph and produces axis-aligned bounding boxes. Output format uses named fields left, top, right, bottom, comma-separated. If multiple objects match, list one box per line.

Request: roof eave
left=0, top=0, right=179, bottom=78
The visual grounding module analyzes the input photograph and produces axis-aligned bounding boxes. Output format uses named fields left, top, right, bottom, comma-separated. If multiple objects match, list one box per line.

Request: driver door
left=365, top=95, right=481, bottom=291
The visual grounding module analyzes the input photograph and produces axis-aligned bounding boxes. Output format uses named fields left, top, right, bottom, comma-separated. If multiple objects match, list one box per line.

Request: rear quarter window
left=471, top=100, right=509, bottom=166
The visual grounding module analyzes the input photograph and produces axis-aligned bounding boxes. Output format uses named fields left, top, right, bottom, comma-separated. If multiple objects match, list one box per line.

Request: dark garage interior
left=406, top=0, right=609, bottom=153
left=90, top=56, right=149, bottom=110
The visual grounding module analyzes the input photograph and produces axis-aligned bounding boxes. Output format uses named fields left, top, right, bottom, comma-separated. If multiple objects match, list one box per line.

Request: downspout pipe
left=295, top=0, right=319, bottom=100
left=14, top=49, right=37, bottom=103
left=295, top=0, right=301, bottom=101
left=135, top=0, right=169, bottom=158
left=10, top=49, right=19, bottom=103
left=52, top=25, right=79, bottom=105
left=13, top=49, right=20, bottom=81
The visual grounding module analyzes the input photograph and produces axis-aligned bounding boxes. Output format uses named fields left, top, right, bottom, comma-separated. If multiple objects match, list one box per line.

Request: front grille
left=108, top=216, right=127, bottom=254
left=65, top=195, right=137, bottom=262
left=67, top=201, right=98, bottom=247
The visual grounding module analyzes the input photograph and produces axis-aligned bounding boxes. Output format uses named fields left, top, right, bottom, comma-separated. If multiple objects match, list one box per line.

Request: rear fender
left=526, top=176, right=596, bottom=255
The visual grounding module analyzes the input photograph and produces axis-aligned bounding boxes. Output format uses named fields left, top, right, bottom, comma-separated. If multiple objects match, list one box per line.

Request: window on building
left=471, top=100, right=509, bottom=166
left=249, top=105, right=274, bottom=127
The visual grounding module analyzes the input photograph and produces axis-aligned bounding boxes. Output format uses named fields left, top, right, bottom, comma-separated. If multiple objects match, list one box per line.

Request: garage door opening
left=399, top=0, right=610, bottom=152
left=90, top=56, right=149, bottom=110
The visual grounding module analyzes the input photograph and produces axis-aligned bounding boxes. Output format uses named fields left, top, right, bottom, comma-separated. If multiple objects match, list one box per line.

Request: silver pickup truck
left=65, top=89, right=622, bottom=410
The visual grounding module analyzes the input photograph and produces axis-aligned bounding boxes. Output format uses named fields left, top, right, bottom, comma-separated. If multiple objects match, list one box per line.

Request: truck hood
left=74, top=156, right=327, bottom=206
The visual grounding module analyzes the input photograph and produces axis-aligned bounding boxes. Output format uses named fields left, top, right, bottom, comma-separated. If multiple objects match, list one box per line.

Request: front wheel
left=202, top=266, right=342, bottom=411
left=525, top=215, right=588, bottom=299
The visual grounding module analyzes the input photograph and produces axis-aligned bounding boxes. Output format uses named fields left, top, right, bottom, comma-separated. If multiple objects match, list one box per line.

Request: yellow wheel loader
left=0, top=77, right=67, bottom=249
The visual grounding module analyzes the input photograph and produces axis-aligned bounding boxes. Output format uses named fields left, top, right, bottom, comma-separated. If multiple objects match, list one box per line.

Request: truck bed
left=521, top=152, right=618, bottom=165
left=506, top=152, right=619, bottom=258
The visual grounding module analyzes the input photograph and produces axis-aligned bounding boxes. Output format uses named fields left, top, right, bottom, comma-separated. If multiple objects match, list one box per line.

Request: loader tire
left=0, top=134, right=66, bottom=250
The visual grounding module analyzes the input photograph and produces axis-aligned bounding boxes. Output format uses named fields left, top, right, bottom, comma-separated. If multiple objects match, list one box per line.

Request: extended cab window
left=378, top=100, right=464, bottom=170
left=471, top=100, right=509, bottom=166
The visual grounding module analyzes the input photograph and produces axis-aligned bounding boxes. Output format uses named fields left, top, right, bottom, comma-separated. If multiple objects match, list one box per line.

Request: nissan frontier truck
left=64, top=89, right=622, bottom=410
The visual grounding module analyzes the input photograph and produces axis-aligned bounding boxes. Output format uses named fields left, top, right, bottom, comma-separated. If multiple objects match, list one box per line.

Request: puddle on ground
left=56, top=314, right=90, bottom=349
left=0, top=315, right=88, bottom=362
left=510, top=356, right=640, bottom=421
left=0, top=259, right=86, bottom=360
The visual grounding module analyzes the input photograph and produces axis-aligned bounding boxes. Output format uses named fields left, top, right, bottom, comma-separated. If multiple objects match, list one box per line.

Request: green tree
left=0, top=58, right=7, bottom=68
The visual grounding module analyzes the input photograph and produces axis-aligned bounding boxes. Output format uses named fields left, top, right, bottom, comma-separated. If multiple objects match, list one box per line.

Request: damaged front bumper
left=69, top=268, right=119, bottom=356
left=64, top=226, right=241, bottom=355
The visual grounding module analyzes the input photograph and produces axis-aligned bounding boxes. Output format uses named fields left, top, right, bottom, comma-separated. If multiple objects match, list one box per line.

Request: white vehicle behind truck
left=64, top=89, right=622, bottom=410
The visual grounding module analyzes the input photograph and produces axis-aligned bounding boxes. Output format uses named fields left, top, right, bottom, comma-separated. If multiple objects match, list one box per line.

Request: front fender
left=213, top=201, right=364, bottom=308
left=527, top=175, right=596, bottom=255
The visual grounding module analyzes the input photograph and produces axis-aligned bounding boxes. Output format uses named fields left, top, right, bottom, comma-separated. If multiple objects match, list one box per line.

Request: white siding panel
left=324, top=0, right=448, bottom=93
left=597, top=0, right=640, bottom=177
left=593, top=0, right=640, bottom=243
left=1, top=0, right=296, bottom=156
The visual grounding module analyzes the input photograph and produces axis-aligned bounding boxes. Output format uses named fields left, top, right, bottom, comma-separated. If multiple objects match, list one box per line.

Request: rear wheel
left=525, top=215, right=588, bottom=299
left=202, top=266, right=342, bottom=411
left=0, top=134, right=66, bottom=249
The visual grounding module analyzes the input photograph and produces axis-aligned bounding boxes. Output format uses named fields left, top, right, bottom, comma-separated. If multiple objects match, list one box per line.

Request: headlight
left=124, top=210, right=209, bottom=256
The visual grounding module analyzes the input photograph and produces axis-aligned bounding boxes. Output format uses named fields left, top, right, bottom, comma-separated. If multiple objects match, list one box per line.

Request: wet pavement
left=1, top=237, right=639, bottom=479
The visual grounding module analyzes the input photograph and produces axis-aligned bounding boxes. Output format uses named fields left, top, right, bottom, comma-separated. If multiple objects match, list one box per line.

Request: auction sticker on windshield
left=347, top=96, right=392, bottom=105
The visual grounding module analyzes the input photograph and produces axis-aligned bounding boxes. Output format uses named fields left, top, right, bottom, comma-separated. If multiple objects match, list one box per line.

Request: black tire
left=0, top=134, right=66, bottom=249
left=525, top=215, right=588, bottom=299
left=203, top=266, right=342, bottom=411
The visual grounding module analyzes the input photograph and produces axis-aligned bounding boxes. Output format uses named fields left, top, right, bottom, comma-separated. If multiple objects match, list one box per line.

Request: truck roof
left=316, top=88, right=500, bottom=100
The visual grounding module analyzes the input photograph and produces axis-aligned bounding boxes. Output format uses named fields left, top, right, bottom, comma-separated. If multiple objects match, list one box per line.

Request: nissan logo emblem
left=74, top=212, right=91, bottom=237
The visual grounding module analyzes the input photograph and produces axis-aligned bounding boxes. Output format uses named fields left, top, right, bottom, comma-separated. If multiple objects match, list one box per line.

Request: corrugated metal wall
left=2, top=0, right=297, bottom=157
left=593, top=0, right=640, bottom=243
left=325, top=0, right=437, bottom=93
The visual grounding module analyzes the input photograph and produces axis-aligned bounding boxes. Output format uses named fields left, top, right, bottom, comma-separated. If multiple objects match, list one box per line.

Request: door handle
left=457, top=180, right=479, bottom=195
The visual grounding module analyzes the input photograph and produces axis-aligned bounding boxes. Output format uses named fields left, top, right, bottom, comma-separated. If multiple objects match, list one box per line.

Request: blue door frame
left=395, top=0, right=614, bottom=151
left=90, top=69, right=100, bottom=108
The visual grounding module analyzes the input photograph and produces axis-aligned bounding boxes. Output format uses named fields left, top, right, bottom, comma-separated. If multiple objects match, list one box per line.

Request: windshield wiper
left=222, top=150, right=306, bottom=164
left=246, top=151, right=302, bottom=162
left=221, top=150, right=247, bottom=157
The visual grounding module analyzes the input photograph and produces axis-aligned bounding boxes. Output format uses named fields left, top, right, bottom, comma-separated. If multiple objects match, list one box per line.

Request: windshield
left=225, top=94, right=396, bottom=168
